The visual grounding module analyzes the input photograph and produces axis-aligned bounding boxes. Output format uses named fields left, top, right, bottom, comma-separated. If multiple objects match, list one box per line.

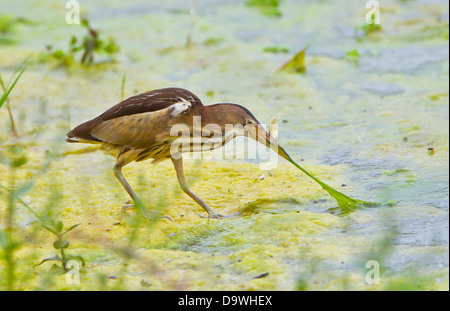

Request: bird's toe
left=143, top=209, right=171, bottom=221
left=120, top=204, right=135, bottom=213
left=198, top=212, right=239, bottom=219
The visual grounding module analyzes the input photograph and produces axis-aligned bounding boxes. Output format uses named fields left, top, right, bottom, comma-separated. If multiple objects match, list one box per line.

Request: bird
left=66, top=87, right=287, bottom=219
left=67, top=87, right=374, bottom=218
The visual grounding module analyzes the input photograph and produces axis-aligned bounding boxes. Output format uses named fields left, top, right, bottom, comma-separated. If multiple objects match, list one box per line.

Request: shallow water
left=0, top=0, right=448, bottom=290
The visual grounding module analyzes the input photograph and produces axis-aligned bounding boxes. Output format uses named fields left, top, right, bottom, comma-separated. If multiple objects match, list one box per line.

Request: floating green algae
left=1, top=0, right=448, bottom=291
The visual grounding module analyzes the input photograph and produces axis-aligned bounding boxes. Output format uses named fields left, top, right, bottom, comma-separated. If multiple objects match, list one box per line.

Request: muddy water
left=0, top=0, right=448, bottom=290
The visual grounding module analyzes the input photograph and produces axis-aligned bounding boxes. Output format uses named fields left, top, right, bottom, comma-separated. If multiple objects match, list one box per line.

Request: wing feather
left=90, top=109, right=171, bottom=149
left=66, top=87, right=202, bottom=146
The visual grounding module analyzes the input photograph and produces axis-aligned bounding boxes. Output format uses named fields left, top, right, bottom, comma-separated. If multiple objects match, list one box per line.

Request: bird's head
left=203, top=103, right=291, bottom=161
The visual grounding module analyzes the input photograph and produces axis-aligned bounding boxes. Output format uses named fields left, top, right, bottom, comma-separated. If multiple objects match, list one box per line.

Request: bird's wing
left=98, top=88, right=200, bottom=121
left=91, top=105, right=185, bottom=149
left=67, top=88, right=201, bottom=148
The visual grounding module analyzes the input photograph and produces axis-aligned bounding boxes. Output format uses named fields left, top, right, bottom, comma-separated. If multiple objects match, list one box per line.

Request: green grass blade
left=0, top=64, right=26, bottom=110
left=0, top=184, right=58, bottom=235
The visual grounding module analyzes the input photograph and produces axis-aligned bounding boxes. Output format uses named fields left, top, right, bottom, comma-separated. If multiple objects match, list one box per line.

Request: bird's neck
left=200, top=104, right=230, bottom=127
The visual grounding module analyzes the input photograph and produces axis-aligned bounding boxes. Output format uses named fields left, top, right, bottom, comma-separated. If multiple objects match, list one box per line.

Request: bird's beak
left=245, top=123, right=292, bottom=163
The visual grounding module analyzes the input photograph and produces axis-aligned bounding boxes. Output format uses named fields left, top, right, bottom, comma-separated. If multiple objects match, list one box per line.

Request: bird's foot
left=120, top=203, right=171, bottom=221
left=120, top=204, right=135, bottom=213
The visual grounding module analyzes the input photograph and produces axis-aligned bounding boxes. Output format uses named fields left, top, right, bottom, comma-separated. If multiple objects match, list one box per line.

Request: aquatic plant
left=1, top=0, right=446, bottom=292
left=0, top=143, right=31, bottom=290
left=0, top=184, right=19, bottom=290
left=0, top=134, right=85, bottom=288
left=76, top=18, right=120, bottom=65
left=276, top=147, right=379, bottom=211
left=1, top=174, right=85, bottom=275
left=43, top=17, right=119, bottom=67
left=345, top=48, right=361, bottom=65
left=355, top=13, right=382, bottom=39
left=361, top=13, right=381, bottom=35
left=246, top=0, right=282, bottom=17
left=0, top=56, right=28, bottom=137
left=35, top=221, right=85, bottom=272
left=0, top=80, right=17, bottom=137
left=263, top=45, right=289, bottom=54
left=0, top=15, right=34, bottom=44
left=0, top=16, right=33, bottom=34
left=0, top=61, right=27, bottom=111
left=1, top=181, right=85, bottom=277
left=203, top=37, right=225, bottom=46
left=278, top=44, right=309, bottom=73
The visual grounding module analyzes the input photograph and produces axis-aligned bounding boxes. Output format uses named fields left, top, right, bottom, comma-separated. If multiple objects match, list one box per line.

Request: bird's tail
left=66, top=137, right=81, bottom=143
left=66, top=133, right=102, bottom=144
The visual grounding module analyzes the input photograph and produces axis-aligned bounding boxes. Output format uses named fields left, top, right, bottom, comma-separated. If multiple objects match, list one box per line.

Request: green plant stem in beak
left=254, top=129, right=378, bottom=211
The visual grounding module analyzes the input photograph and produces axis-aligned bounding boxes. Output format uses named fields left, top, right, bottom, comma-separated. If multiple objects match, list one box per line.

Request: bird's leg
left=170, top=157, right=220, bottom=218
left=113, top=164, right=167, bottom=219
left=113, top=164, right=139, bottom=204
left=171, top=157, right=237, bottom=219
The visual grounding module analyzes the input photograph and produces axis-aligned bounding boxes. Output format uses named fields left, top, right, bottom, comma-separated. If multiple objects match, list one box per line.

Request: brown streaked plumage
left=67, top=87, right=277, bottom=219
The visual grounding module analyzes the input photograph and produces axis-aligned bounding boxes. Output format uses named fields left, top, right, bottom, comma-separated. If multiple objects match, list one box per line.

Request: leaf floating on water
left=278, top=43, right=310, bottom=74
left=203, top=37, right=225, bottom=46
left=263, top=45, right=289, bottom=54
left=246, top=0, right=282, bottom=17
left=345, top=49, right=361, bottom=65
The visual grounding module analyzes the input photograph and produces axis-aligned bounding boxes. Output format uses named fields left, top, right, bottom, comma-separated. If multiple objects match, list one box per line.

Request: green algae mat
left=0, top=0, right=448, bottom=290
